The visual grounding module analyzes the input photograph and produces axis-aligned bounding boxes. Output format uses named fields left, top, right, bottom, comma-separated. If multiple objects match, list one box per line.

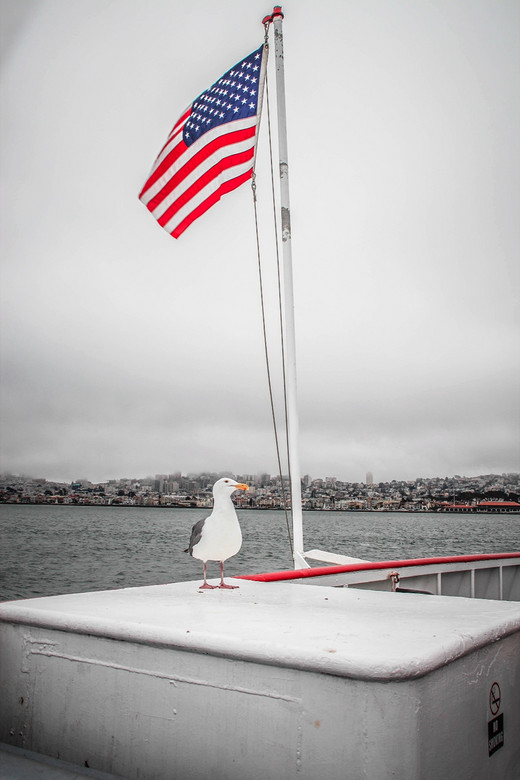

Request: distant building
left=366, top=472, right=373, bottom=485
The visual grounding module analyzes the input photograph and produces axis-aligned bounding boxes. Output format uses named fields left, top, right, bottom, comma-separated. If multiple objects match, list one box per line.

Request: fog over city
left=1, top=0, right=519, bottom=484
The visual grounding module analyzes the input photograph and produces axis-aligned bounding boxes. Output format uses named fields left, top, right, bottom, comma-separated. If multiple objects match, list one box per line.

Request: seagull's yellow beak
left=235, top=483, right=248, bottom=491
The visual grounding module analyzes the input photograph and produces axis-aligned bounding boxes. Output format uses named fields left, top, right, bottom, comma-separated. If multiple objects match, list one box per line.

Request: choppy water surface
left=1, top=505, right=518, bottom=601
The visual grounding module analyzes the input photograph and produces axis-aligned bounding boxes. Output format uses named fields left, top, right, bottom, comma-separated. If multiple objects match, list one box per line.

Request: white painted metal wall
left=1, top=581, right=519, bottom=779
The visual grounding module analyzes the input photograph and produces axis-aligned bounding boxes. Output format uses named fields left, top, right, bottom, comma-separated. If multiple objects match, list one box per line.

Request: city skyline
left=2, top=470, right=518, bottom=513
left=2, top=467, right=518, bottom=487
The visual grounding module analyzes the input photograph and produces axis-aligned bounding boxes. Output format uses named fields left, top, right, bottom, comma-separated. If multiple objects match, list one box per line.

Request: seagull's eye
left=224, top=479, right=229, bottom=483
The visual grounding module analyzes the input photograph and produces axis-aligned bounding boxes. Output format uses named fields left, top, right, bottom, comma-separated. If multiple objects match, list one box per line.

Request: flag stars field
left=181, top=47, right=263, bottom=148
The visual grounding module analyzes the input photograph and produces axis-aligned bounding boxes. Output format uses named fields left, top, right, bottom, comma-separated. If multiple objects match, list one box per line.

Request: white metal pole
left=271, top=6, right=309, bottom=569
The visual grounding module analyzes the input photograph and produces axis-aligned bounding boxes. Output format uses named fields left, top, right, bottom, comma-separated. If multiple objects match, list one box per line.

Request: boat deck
left=1, top=578, right=520, bottom=680
left=1, top=576, right=520, bottom=779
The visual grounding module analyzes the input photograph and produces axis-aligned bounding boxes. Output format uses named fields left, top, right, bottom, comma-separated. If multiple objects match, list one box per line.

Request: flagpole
left=269, top=6, right=309, bottom=569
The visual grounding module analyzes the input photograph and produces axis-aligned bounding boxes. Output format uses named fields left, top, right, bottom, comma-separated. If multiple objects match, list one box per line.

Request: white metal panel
left=503, top=565, right=520, bottom=600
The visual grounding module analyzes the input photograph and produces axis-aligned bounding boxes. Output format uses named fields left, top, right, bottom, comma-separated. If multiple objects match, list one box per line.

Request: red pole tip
left=263, top=6, right=283, bottom=24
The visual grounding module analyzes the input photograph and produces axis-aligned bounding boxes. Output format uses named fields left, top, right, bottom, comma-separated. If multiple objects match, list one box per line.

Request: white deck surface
left=1, top=579, right=520, bottom=681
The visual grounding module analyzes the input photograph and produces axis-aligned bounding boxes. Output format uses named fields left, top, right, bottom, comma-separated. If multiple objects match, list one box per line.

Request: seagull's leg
left=218, top=561, right=238, bottom=589
left=199, top=561, right=217, bottom=590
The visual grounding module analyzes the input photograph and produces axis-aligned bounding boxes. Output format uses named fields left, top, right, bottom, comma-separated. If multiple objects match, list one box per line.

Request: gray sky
left=1, top=0, right=519, bottom=484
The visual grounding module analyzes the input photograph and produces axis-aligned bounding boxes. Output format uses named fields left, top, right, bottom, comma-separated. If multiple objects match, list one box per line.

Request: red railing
left=237, top=552, right=520, bottom=582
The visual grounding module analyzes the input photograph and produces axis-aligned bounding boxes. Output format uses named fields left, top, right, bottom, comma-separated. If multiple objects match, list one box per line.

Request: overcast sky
left=1, top=0, right=518, bottom=484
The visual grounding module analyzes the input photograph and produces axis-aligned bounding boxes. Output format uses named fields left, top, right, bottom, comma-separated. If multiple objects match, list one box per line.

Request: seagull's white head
left=212, top=477, right=248, bottom=499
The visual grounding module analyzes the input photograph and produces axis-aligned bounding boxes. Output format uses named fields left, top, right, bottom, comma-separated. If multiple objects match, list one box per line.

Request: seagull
left=185, top=477, right=248, bottom=589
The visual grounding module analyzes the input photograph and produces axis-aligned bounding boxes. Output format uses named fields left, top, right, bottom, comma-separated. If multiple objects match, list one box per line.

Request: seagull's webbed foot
left=218, top=562, right=238, bottom=589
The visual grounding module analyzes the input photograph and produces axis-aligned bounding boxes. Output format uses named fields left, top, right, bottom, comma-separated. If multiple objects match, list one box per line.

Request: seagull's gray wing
left=184, top=518, right=206, bottom=555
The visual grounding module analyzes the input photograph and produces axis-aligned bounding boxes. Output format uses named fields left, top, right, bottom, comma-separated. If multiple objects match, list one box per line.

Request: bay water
left=1, top=504, right=518, bottom=601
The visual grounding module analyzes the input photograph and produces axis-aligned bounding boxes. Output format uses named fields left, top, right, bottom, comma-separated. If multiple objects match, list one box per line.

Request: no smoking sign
left=488, top=682, right=504, bottom=757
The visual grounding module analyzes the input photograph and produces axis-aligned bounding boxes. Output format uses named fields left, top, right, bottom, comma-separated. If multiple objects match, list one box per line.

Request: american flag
left=139, top=45, right=266, bottom=239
